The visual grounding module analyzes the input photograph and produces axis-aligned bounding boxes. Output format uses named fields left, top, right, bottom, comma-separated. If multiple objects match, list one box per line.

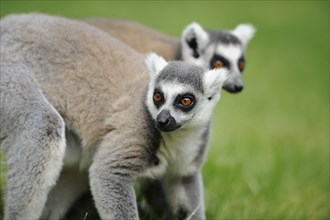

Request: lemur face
left=145, top=54, right=228, bottom=132
left=208, top=43, right=245, bottom=93
left=151, top=82, right=199, bottom=131
left=181, top=23, right=256, bottom=93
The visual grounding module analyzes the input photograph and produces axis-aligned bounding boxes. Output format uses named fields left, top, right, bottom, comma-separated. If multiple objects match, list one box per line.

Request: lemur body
left=85, top=18, right=255, bottom=93
left=85, top=18, right=180, bottom=61
left=0, top=14, right=227, bottom=219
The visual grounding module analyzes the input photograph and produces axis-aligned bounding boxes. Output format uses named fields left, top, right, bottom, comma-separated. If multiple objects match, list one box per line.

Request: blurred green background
left=0, top=1, right=329, bottom=219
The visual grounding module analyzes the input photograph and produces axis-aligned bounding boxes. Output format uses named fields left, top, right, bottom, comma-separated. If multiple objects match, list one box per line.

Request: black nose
left=224, top=84, right=244, bottom=93
left=156, top=110, right=180, bottom=132
left=157, top=110, right=171, bottom=126
left=234, top=85, right=243, bottom=92
left=157, top=117, right=170, bottom=126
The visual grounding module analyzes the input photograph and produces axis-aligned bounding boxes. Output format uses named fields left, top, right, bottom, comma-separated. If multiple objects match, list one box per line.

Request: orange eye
left=180, top=97, right=192, bottom=107
left=153, top=93, right=163, bottom=103
left=238, top=60, right=245, bottom=71
left=213, top=60, right=224, bottom=68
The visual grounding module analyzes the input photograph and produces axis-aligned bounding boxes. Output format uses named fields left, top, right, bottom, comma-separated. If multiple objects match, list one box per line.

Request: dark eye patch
left=238, top=56, right=245, bottom=72
left=174, top=93, right=196, bottom=112
left=153, top=88, right=164, bottom=109
left=210, top=54, right=230, bottom=69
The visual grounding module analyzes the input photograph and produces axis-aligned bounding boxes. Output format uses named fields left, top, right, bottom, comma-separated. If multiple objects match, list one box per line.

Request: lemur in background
left=0, top=13, right=227, bottom=219
left=85, top=18, right=255, bottom=93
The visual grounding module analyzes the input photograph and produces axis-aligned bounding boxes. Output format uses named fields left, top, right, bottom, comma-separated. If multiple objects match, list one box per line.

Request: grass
left=1, top=1, right=329, bottom=219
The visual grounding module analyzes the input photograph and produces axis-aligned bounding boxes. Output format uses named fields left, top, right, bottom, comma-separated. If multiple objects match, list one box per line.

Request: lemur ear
left=231, top=24, right=256, bottom=48
left=181, top=22, right=209, bottom=58
left=145, top=53, right=168, bottom=77
left=204, top=68, right=229, bottom=98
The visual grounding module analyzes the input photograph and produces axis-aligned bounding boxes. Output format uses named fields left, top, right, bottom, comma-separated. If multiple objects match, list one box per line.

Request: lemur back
left=4, top=14, right=152, bottom=147
left=85, top=18, right=180, bottom=61
left=85, top=18, right=255, bottom=93
left=0, top=14, right=227, bottom=220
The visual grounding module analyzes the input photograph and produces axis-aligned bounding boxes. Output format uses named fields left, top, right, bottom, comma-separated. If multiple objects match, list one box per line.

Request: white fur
left=62, top=133, right=92, bottom=171
left=43, top=140, right=66, bottom=192
left=231, top=24, right=256, bottom=48
left=143, top=128, right=203, bottom=216
left=144, top=80, right=208, bottom=179
left=146, top=80, right=219, bottom=131
left=41, top=166, right=89, bottom=219
left=152, top=82, right=193, bottom=125
left=145, top=53, right=168, bottom=77
left=63, top=138, right=81, bottom=167
left=182, top=22, right=209, bottom=51
left=216, top=44, right=242, bottom=74
left=181, top=22, right=209, bottom=66
left=213, top=44, right=244, bottom=88
left=204, top=68, right=229, bottom=97
left=26, top=138, right=66, bottom=219
left=142, top=126, right=204, bottom=179
left=145, top=53, right=169, bottom=124
left=215, top=44, right=242, bottom=63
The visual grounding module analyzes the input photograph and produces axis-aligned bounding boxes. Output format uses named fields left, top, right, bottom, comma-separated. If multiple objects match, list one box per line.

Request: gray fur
left=84, top=18, right=181, bottom=61
left=207, top=29, right=241, bottom=45
left=0, top=55, right=66, bottom=219
left=0, top=13, right=227, bottom=220
left=0, top=13, right=156, bottom=219
left=157, top=61, right=205, bottom=93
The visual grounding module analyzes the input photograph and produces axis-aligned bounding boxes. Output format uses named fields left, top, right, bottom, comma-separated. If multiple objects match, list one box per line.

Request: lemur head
left=145, top=53, right=228, bottom=132
left=181, top=22, right=256, bottom=93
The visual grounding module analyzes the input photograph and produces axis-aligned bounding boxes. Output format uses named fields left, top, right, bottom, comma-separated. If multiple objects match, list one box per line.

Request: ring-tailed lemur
left=0, top=13, right=227, bottom=220
left=85, top=18, right=255, bottom=93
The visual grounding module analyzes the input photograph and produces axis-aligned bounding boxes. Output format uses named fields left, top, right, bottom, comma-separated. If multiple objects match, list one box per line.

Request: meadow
left=0, top=1, right=329, bottom=219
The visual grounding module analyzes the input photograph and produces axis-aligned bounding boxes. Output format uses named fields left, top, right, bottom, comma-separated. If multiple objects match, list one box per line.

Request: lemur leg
left=163, top=172, right=205, bottom=220
left=89, top=130, right=151, bottom=220
left=41, top=166, right=89, bottom=220
left=42, top=129, right=89, bottom=219
left=180, top=172, right=205, bottom=219
left=140, top=179, right=172, bottom=218
left=0, top=65, right=66, bottom=219
left=1, top=102, right=66, bottom=219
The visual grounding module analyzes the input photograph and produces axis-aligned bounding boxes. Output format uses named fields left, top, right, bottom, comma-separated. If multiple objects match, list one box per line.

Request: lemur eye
left=238, top=60, right=245, bottom=71
left=213, top=60, right=224, bottom=69
left=180, top=97, right=193, bottom=107
left=153, top=93, right=163, bottom=103
left=176, top=94, right=195, bottom=111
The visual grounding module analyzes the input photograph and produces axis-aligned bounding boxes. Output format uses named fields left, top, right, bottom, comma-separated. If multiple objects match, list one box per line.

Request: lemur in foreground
left=85, top=18, right=255, bottom=93
left=0, top=13, right=227, bottom=219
